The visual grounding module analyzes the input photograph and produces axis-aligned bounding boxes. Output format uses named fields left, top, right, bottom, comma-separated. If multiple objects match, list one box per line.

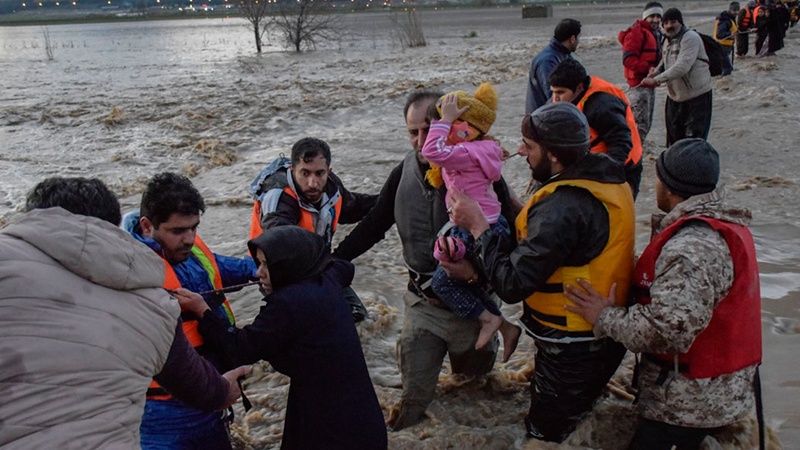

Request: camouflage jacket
left=595, top=188, right=758, bottom=427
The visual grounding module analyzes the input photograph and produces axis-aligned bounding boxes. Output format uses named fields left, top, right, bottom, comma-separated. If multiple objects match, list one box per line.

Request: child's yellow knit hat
left=437, top=82, right=498, bottom=135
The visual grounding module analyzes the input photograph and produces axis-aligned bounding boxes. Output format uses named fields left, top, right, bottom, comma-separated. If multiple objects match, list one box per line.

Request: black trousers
left=665, top=90, right=713, bottom=147
left=736, top=31, right=749, bottom=56
left=525, top=337, right=627, bottom=442
left=628, top=418, right=720, bottom=450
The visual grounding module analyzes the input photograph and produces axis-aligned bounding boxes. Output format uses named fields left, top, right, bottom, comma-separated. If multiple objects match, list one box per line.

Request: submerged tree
left=273, top=0, right=338, bottom=52
left=238, top=0, right=271, bottom=53
left=391, top=8, right=426, bottom=48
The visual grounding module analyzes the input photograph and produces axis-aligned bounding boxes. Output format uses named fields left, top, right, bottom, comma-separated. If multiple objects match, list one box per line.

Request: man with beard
left=123, top=172, right=258, bottom=450
left=334, top=89, right=519, bottom=431
left=443, top=102, right=635, bottom=443
left=640, top=8, right=712, bottom=146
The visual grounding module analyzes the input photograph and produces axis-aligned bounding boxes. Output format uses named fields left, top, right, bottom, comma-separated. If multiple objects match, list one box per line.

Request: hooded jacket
left=653, top=27, right=712, bottom=102
left=594, top=188, right=759, bottom=427
left=619, top=19, right=662, bottom=87
left=0, top=208, right=178, bottom=449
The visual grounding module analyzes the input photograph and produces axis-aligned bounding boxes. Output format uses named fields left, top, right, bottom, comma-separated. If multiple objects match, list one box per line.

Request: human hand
left=221, top=365, right=250, bottom=409
left=639, top=77, right=660, bottom=88
left=448, top=189, right=490, bottom=239
left=440, top=93, right=470, bottom=123
left=563, top=279, right=616, bottom=325
left=174, top=288, right=210, bottom=317
left=439, top=258, right=478, bottom=282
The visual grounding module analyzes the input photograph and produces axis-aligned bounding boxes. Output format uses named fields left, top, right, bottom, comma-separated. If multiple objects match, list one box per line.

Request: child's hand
left=440, top=93, right=470, bottom=123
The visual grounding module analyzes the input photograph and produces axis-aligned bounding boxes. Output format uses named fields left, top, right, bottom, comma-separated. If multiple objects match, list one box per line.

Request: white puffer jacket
left=0, top=207, right=179, bottom=449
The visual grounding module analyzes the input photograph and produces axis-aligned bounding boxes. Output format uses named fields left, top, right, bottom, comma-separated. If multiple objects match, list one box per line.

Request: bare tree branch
left=273, top=0, right=339, bottom=52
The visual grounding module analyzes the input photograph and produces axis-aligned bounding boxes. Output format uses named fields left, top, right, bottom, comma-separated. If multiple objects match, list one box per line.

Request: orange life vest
left=576, top=76, right=643, bottom=166
left=249, top=186, right=343, bottom=241
left=146, top=236, right=236, bottom=401
left=740, top=7, right=752, bottom=28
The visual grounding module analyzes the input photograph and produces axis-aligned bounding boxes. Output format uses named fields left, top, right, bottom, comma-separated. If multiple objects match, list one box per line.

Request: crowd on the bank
left=0, top=2, right=775, bottom=450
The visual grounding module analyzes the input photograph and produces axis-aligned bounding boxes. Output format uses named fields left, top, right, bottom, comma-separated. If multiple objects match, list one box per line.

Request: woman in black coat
left=176, top=226, right=387, bottom=450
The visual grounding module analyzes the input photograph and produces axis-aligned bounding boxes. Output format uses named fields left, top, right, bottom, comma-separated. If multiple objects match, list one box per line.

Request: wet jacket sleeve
left=153, top=321, right=229, bottom=411
left=331, top=172, right=379, bottom=225
left=594, top=223, right=734, bottom=353
left=260, top=190, right=303, bottom=230
left=214, top=253, right=258, bottom=287
left=582, top=92, right=634, bottom=165
left=333, top=162, right=402, bottom=261
left=472, top=186, right=610, bottom=304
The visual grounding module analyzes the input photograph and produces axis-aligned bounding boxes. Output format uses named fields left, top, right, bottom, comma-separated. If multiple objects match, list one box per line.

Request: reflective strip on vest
left=633, top=216, right=762, bottom=379
left=147, top=235, right=235, bottom=401
left=514, top=179, right=635, bottom=336
left=248, top=186, right=343, bottom=242
left=576, top=76, right=643, bottom=166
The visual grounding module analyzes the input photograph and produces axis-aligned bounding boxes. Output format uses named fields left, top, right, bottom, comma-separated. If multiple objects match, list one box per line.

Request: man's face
left=645, top=14, right=662, bottom=31
left=292, top=154, right=330, bottom=204
left=518, top=137, right=554, bottom=183
left=566, top=34, right=580, bottom=52
left=663, top=19, right=682, bottom=38
left=406, top=99, right=435, bottom=163
left=550, top=85, right=580, bottom=103
left=142, top=213, right=200, bottom=264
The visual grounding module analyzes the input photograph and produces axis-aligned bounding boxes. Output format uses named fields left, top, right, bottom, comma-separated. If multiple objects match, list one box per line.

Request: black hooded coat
left=197, top=226, right=387, bottom=450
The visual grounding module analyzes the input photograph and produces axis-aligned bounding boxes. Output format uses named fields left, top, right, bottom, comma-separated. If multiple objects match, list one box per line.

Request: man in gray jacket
left=0, top=177, right=245, bottom=449
left=640, top=8, right=713, bottom=146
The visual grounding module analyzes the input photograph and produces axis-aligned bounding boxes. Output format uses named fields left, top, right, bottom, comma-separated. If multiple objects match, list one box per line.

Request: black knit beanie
left=656, top=138, right=719, bottom=198
left=662, top=7, right=684, bottom=24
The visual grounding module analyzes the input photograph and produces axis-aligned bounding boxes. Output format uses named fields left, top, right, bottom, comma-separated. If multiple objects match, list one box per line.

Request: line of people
left=1, top=4, right=767, bottom=450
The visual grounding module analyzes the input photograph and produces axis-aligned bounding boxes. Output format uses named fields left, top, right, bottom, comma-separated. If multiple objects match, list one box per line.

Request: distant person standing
left=640, top=8, right=712, bottom=146
left=618, top=1, right=663, bottom=144
left=736, top=0, right=757, bottom=56
left=525, top=18, right=581, bottom=115
left=714, top=2, right=740, bottom=76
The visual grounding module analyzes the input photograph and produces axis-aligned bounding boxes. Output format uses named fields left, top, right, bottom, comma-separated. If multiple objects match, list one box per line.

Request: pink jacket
left=422, top=120, right=503, bottom=223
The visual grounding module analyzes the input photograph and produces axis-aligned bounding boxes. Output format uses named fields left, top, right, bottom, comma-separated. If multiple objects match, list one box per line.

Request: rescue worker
left=549, top=58, right=644, bottom=199
left=736, top=0, right=757, bottom=56
left=443, top=102, right=634, bottom=443
left=715, top=2, right=740, bottom=75
left=249, top=137, right=376, bottom=321
left=618, top=1, right=663, bottom=144
left=122, top=172, right=258, bottom=450
left=564, top=139, right=762, bottom=450
left=334, top=89, right=520, bottom=431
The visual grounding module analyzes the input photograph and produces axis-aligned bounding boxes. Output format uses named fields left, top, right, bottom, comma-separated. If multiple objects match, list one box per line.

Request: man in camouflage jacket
left=565, top=138, right=762, bottom=450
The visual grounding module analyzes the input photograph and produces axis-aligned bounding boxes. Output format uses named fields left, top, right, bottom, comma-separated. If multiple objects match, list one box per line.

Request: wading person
left=444, top=102, right=634, bottom=443
left=714, top=2, right=740, bottom=76
left=737, top=1, right=757, bottom=57
left=564, top=139, right=763, bottom=450
left=249, top=137, right=377, bottom=321
left=640, top=8, right=713, bottom=146
left=334, top=89, right=520, bottom=430
left=0, top=177, right=245, bottom=449
left=123, top=172, right=258, bottom=450
left=177, top=226, right=388, bottom=450
left=525, top=18, right=581, bottom=115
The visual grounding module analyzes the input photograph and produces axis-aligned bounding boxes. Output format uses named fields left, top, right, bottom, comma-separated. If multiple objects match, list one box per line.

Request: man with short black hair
left=549, top=58, right=644, bottom=198
left=525, top=18, right=581, bottom=115
left=641, top=7, right=713, bottom=146
left=123, top=172, right=257, bottom=450
left=565, top=139, right=762, bottom=450
left=1, top=177, right=244, bottom=449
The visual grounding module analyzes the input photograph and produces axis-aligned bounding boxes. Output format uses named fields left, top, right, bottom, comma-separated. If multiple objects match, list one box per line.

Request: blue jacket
left=525, top=38, right=574, bottom=114
left=121, top=211, right=257, bottom=435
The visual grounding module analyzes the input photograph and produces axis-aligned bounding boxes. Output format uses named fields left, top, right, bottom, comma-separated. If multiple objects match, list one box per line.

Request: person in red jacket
left=619, top=1, right=663, bottom=146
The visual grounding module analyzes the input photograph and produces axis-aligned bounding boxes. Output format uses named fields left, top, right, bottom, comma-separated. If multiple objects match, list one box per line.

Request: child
left=421, top=82, right=520, bottom=362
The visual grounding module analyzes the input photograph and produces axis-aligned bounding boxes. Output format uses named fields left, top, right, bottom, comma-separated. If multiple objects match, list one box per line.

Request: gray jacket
left=0, top=208, right=179, bottom=449
left=654, top=28, right=712, bottom=102
left=594, top=188, right=757, bottom=427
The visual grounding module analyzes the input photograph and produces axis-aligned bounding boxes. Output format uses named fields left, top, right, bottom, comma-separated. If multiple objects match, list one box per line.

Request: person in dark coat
left=176, top=226, right=388, bottom=450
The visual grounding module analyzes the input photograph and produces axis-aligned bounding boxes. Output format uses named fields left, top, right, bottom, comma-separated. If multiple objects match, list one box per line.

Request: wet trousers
left=628, top=418, right=720, bottom=450
left=391, top=290, right=498, bottom=430
left=525, top=337, right=627, bottom=443
left=736, top=31, right=749, bottom=56
left=627, top=86, right=656, bottom=143
left=665, top=90, right=713, bottom=147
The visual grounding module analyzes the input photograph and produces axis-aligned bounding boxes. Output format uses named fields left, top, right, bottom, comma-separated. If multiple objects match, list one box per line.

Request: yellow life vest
left=514, top=179, right=635, bottom=335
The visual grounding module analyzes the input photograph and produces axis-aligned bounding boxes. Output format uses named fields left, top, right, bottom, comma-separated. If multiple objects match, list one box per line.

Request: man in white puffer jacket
left=0, top=177, right=245, bottom=450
